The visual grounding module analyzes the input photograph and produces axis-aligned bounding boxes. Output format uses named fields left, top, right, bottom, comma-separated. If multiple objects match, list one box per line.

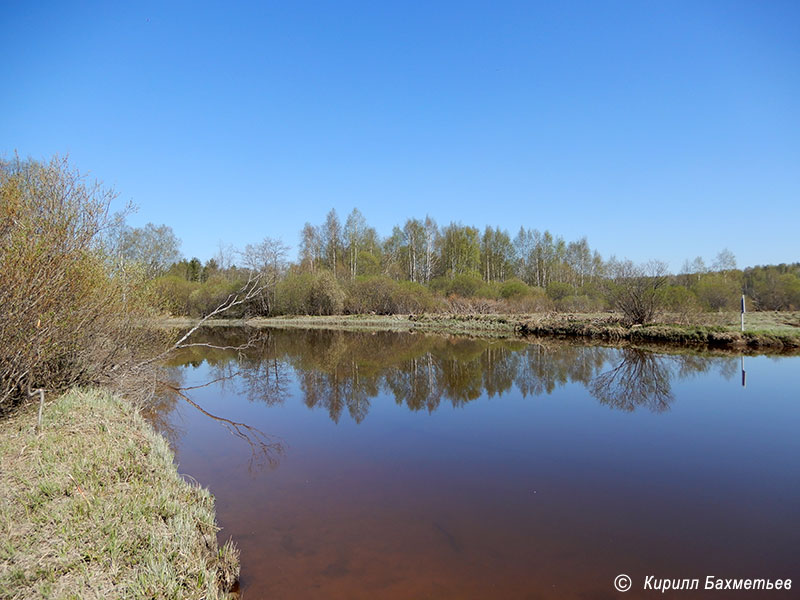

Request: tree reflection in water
left=590, top=349, right=741, bottom=412
left=139, top=365, right=185, bottom=449
left=589, top=349, right=674, bottom=412
left=163, top=381, right=285, bottom=470
left=150, top=327, right=743, bottom=436
left=151, top=334, right=288, bottom=470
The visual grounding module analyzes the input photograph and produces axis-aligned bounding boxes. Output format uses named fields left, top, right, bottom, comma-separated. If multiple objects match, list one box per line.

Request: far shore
left=157, top=311, right=800, bottom=353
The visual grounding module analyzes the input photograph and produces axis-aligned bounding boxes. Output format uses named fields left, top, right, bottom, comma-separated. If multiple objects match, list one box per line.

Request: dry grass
left=156, top=311, right=800, bottom=351
left=692, top=310, right=800, bottom=333
left=249, top=312, right=800, bottom=350
left=0, top=389, right=238, bottom=599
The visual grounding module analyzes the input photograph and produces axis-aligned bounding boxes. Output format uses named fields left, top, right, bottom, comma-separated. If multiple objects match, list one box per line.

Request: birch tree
left=344, top=208, right=367, bottom=279
left=322, top=209, right=342, bottom=277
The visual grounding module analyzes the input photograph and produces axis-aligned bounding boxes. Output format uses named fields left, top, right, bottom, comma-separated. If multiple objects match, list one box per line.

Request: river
left=145, top=328, right=799, bottom=599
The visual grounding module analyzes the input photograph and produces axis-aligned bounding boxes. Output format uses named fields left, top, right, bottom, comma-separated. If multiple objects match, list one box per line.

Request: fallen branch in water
left=136, top=273, right=266, bottom=370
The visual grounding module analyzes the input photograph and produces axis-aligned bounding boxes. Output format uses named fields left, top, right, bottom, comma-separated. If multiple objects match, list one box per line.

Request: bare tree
left=403, top=218, right=425, bottom=282
left=215, top=241, right=236, bottom=271
left=240, top=237, right=288, bottom=275
left=239, top=237, right=288, bottom=315
left=606, top=259, right=669, bottom=325
left=691, top=256, right=707, bottom=277
left=110, top=222, right=182, bottom=278
left=712, top=248, right=737, bottom=273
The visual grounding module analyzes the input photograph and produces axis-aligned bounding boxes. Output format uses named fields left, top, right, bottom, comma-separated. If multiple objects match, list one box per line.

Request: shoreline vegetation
left=0, top=157, right=240, bottom=598
left=0, top=389, right=239, bottom=600
left=160, top=311, right=800, bottom=353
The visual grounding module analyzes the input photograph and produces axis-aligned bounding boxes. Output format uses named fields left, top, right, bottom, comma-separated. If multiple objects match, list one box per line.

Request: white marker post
left=741, top=294, right=746, bottom=332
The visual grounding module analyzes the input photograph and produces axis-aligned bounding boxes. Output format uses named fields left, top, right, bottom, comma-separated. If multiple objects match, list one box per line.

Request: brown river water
left=145, top=328, right=799, bottom=599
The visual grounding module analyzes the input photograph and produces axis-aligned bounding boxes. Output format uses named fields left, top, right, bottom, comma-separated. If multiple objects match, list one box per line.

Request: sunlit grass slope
left=0, top=389, right=238, bottom=600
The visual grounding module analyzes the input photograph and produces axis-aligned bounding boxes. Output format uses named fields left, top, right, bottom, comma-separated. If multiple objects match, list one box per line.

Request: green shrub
left=187, top=276, right=246, bottom=318
left=275, top=272, right=315, bottom=315
left=356, top=251, right=381, bottom=276
left=499, top=278, right=530, bottom=299
left=428, top=277, right=450, bottom=295
left=0, top=156, right=158, bottom=409
left=344, top=276, right=438, bottom=314
left=556, top=294, right=604, bottom=312
left=577, top=282, right=605, bottom=301
left=446, top=273, right=484, bottom=298
left=657, top=285, right=702, bottom=318
left=694, top=274, right=740, bottom=311
left=274, top=270, right=346, bottom=316
left=545, top=281, right=575, bottom=301
left=308, top=271, right=345, bottom=315
left=344, top=276, right=400, bottom=314
left=475, top=281, right=501, bottom=299
left=153, top=275, right=200, bottom=316
left=395, top=281, right=438, bottom=313
left=504, top=287, right=553, bottom=313
left=745, top=266, right=800, bottom=310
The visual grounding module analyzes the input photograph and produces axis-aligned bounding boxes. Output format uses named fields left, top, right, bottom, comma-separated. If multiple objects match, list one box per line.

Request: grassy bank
left=515, top=313, right=800, bottom=350
left=162, top=311, right=800, bottom=351
left=0, top=389, right=238, bottom=599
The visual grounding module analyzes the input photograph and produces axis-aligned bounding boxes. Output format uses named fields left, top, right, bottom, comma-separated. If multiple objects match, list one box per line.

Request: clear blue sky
left=2, top=1, right=798, bottom=271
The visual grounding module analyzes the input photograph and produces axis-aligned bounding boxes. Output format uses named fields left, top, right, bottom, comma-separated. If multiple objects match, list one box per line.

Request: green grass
left=0, top=389, right=238, bottom=599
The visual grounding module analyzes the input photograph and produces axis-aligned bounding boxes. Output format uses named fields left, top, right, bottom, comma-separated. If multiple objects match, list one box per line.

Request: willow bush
left=0, top=156, right=158, bottom=411
left=343, top=276, right=437, bottom=314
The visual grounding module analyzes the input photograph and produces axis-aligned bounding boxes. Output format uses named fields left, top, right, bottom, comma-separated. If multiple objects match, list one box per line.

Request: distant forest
left=115, top=208, right=800, bottom=319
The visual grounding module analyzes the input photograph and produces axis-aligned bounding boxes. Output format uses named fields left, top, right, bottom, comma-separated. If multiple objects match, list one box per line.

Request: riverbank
left=514, top=311, right=800, bottom=350
left=163, top=311, right=800, bottom=351
left=0, top=389, right=238, bottom=599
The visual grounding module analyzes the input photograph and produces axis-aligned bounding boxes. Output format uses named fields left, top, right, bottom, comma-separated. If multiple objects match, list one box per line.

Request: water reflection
left=168, top=382, right=285, bottom=470
left=149, top=358, right=286, bottom=470
left=590, top=349, right=674, bottom=412
left=140, top=367, right=184, bottom=449
left=146, top=328, right=800, bottom=599
left=161, top=328, right=741, bottom=424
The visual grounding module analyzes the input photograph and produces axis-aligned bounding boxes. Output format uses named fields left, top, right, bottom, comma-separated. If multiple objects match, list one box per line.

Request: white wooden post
left=741, top=294, right=745, bottom=332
